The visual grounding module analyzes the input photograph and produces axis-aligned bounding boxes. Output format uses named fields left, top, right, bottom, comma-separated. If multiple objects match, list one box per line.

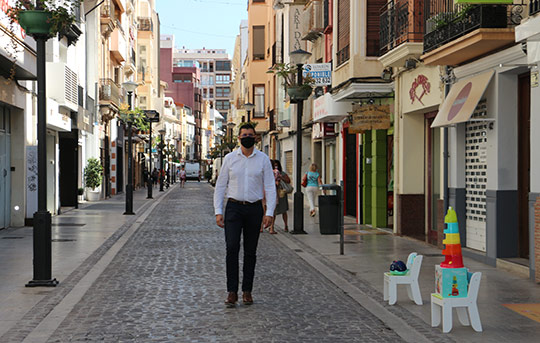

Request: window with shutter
left=366, top=0, right=386, bottom=56
left=337, top=0, right=350, bottom=66
left=253, top=26, right=265, bottom=60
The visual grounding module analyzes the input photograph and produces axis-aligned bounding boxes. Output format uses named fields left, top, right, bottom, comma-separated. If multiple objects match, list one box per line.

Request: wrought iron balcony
left=423, top=4, right=524, bottom=54
left=531, top=0, right=540, bottom=16
left=379, top=0, right=424, bottom=56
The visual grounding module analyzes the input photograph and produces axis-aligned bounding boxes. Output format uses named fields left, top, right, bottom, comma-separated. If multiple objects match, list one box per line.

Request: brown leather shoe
left=242, top=292, right=253, bottom=305
left=225, top=292, right=237, bottom=307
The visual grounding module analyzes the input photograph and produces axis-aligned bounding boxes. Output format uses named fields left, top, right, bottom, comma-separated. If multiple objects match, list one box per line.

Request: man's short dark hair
left=238, top=123, right=255, bottom=134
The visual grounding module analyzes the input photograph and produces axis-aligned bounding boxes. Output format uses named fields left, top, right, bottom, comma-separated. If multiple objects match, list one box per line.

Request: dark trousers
left=224, top=201, right=264, bottom=293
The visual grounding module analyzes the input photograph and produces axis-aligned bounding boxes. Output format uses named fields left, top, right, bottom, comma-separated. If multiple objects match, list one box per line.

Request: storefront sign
left=312, top=122, right=336, bottom=139
left=288, top=5, right=306, bottom=52
left=313, top=93, right=351, bottom=122
left=47, top=100, right=72, bottom=132
left=303, top=63, right=331, bottom=86
left=349, top=104, right=391, bottom=133
left=26, top=146, right=37, bottom=218
left=409, top=74, right=431, bottom=105
left=402, top=66, right=443, bottom=114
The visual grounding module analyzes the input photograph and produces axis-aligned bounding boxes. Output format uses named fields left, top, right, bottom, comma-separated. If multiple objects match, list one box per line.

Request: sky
left=156, top=0, right=248, bottom=58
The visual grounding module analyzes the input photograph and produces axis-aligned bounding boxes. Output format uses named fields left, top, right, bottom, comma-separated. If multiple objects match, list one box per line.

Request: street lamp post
left=26, top=12, right=58, bottom=287
left=244, top=102, right=255, bottom=123
left=144, top=110, right=160, bottom=199
left=290, top=49, right=312, bottom=235
left=159, top=128, right=165, bottom=192
left=122, top=81, right=138, bottom=215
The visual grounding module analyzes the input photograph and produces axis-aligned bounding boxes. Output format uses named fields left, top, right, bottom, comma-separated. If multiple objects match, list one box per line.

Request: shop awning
left=431, top=70, right=494, bottom=128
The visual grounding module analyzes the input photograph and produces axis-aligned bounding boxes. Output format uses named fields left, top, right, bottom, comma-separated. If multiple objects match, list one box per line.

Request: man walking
left=214, top=123, right=276, bottom=307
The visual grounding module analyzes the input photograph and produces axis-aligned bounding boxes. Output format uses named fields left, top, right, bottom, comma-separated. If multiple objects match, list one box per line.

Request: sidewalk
left=269, top=199, right=540, bottom=342
left=0, top=184, right=170, bottom=338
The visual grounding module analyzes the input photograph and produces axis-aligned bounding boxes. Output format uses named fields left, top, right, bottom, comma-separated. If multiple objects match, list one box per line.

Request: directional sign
left=303, top=63, right=331, bottom=86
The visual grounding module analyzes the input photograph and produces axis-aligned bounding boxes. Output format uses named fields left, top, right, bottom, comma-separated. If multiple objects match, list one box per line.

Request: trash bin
left=319, top=195, right=340, bottom=234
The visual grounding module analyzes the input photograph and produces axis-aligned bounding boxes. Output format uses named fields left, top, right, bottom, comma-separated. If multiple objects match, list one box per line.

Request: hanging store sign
left=303, top=63, right=331, bottom=86
left=288, top=5, right=307, bottom=52
left=312, top=122, right=336, bottom=139
left=349, top=104, right=391, bottom=133
left=402, top=66, right=443, bottom=114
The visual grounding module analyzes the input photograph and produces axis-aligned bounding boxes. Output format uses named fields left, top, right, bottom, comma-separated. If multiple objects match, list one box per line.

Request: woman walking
left=304, top=163, right=322, bottom=217
left=272, top=160, right=290, bottom=232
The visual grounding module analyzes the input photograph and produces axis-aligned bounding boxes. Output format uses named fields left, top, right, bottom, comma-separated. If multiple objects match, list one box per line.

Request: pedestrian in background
left=305, top=163, right=322, bottom=217
left=179, top=166, right=187, bottom=188
left=272, top=160, right=290, bottom=232
left=152, top=168, right=159, bottom=187
left=214, top=123, right=276, bottom=308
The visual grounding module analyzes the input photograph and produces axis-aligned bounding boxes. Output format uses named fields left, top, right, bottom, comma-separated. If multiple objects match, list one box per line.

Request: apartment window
left=337, top=0, right=350, bottom=66
left=216, top=87, right=230, bottom=98
left=253, top=85, right=265, bottom=118
left=209, top=75, right=214, bottom=85
left=253, top=0, right=265, bottom=3
left=138, top=45, right=147, bottom=70
left=203, top=89, right=207, bottom=98
left=216, top=61, right=231, bottom=71
left=367, top=0, right=385, bottom=56
left=139, top=96, right=147, bottom=110
left=216, top=74, right=231, bottom=84
left=216, top=100, right=231, bottom=110
left=209, top=88, right=214, bottom=98
left=173, top=74, right=192, bottom=83
left=252, top=26, right=265, bottom=60
left=209, top=62, right=214, bottom=72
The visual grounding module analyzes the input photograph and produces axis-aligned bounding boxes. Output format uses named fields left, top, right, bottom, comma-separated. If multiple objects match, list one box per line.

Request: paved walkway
left=0, top=182, right=538, bottom=342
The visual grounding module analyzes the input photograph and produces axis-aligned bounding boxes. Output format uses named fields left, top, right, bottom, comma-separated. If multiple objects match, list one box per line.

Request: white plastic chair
left=431, top=271, right=482, bottom=333
left=383, top=252, right=423, bottom=305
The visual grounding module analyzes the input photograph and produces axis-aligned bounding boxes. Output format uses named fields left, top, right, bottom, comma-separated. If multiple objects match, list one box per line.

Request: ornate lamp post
left=122, top=81, right=138, bottom=215
left=26, top=5, right=58, bottom=287
left=158, top=128, right=166, bottom=192
left=144, top=110, right=160, bottom=199
left=289, top=48, right=312, bottom=235
left=244, top=102, right=255, bottom=123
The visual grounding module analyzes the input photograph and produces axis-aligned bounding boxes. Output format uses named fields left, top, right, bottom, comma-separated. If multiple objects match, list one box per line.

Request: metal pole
left=159, top=133, right=164, bottom=192
left=339, top=180, right=344, bottom=255
left=124, top=92, right=135, bottom=215
left=27, top=35, right=57, bottom=287
left=247, top=110, right=251, bottom=123
left=292, top=63, right=307, bottom=234
left=147, top=120, right=153, bottom=198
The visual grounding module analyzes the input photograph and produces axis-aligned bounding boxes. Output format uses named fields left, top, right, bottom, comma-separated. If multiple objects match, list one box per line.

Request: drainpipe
left=443, top=66, right=450, bottom=216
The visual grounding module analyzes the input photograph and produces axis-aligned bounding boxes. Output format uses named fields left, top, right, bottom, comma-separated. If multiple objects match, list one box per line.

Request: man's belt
left=228, top=198, right=262, bottom=205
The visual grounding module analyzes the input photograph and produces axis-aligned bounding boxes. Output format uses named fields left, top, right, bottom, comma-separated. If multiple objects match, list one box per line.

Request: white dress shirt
left=214, top=148, right=277, bottom=217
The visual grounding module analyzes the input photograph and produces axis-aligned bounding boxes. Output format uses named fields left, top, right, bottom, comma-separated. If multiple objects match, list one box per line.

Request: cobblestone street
left=39, top=183, right=401, bottom=342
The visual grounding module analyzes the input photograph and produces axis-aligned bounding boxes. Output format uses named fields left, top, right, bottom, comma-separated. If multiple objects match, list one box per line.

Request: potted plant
left=77, top=187, right=84, bottom=202
left=118, top=103, right=150, bottom=131
left=7, top=0, right=82, bottom=38
left=84, top=157, right=103, bottom=201
left=267, top=63, right=315, bottom=101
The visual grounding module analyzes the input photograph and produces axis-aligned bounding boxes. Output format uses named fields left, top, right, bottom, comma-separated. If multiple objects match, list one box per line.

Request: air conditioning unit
left=46, top=62, right=78, bottom=112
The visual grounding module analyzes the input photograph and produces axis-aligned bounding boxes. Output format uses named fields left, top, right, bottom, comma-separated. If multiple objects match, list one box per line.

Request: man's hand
left=262, top=216, right=273, bottom=228
left=216, top=214, right=224, bottom=228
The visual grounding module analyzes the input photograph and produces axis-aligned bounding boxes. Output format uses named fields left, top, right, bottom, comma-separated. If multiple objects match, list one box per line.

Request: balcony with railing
left=99, top=78, right=122, bottom=108
left=379, top=0, right=424, bottom=67
left=138, top=17, right=153, bottom=32
left=302, top=0, right=325, bottom=42
left=422, top=3, right=525, bottom=66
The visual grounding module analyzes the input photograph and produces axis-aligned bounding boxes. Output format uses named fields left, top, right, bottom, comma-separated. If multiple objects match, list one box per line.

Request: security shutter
left=337, top=0, right=350, bottom=66
left=465, top=100, right=488, bottom=252
left=366, top=0, right=386, bottom=56
left=253, top=26, right=265, bottom=60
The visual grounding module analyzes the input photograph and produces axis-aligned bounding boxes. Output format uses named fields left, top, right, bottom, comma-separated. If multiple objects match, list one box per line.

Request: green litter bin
left=319, top=195, right=339, bottom=234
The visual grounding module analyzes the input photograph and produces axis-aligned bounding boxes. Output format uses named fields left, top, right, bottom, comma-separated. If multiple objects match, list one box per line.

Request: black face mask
left=240, top=136, right=255, bottom=148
